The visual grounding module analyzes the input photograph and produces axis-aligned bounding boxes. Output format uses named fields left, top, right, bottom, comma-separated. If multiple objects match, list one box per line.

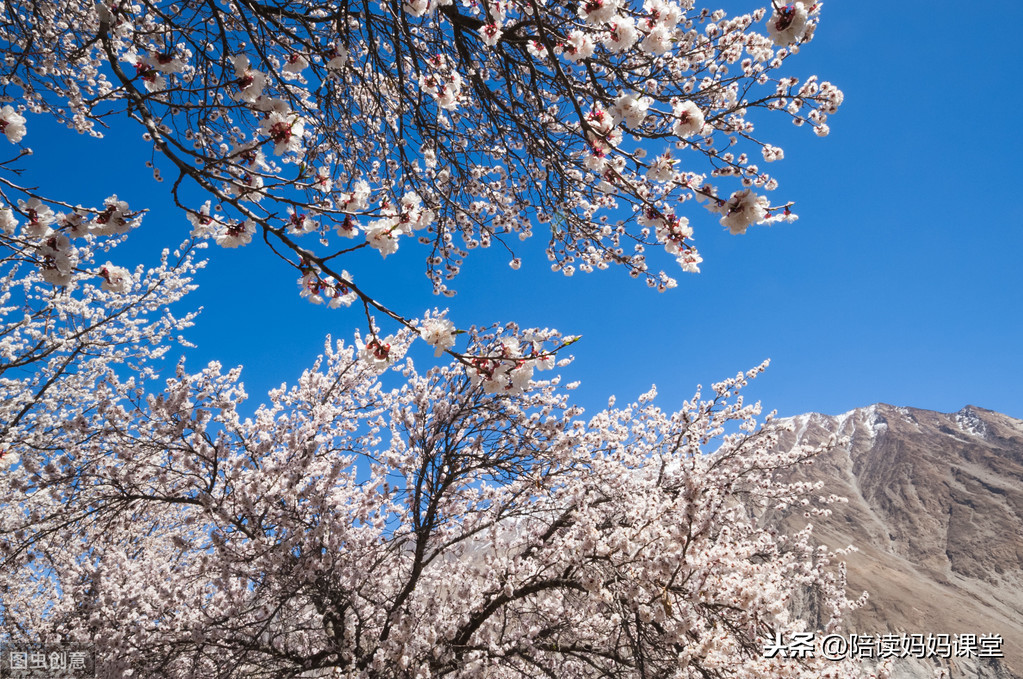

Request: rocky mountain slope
left=771, top=404, right=1023, bottom=679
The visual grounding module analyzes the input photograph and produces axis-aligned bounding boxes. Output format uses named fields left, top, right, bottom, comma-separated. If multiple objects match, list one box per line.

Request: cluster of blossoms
left=717, top=188, right=772, bottom=235
left=216, top=220, right=257, bottom=248
left=418, top=55, right=464, bottom=111
left=403, top=0, right=453, bottom=18
left=8, top=197, right=140, bottom=288
left=363, top=192, right=437, bottom=257
left=122, top=47, right=189, bottom=92
left=298, top=268, right=359, bottom=308
left=258, top=108, right=306, bottom=157
left=356, top=332, right=399, bottom=371
left=673, top=100, right=706, bottom=137
left=467, top=334, right=559, bottom=395
left=286, top=207, right=318, bottom=235
left=186, top=202, right=256, bottom=248
left=638, top=206, right=702, bottom=273
left=2, top=118, right=140, bottom=290
left=97, top=261, right=132, bottom=293
left=351, top=316, right=563, bottom=398
left=420, top=314, right=458, bottom=356
left=612, top=93, right=652, bottom=129
left=35, top=233, right=77, bottom=285
left=1, top=0, right=842, bottom=412
left=229, top=54, right=269, bottom=104
left=0, top=208, right=201, bottom=491
left=0, top=0, right=841, bottom=328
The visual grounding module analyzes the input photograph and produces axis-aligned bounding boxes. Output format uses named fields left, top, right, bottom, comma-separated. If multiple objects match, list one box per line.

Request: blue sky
left=14, top=0, right=1023, bottom=421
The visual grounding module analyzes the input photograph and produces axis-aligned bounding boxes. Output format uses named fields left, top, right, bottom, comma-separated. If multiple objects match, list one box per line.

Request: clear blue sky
left=15, top=0, right=1023, bottom=421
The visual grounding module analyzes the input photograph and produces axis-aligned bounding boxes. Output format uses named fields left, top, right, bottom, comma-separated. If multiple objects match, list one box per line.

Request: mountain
left=770, top=404, right=1023, bottom=679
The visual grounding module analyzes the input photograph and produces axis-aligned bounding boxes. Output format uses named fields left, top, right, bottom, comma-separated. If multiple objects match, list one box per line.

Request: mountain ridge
left=768, top=403, right=1023, bottom=679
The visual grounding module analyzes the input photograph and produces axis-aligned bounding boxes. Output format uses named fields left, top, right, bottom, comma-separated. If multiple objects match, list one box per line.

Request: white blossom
left=230, top=54, right=267, bottom=102
left=0, top=206, right=16, bottom=234
left=640, top=24, right=674, bottom=54
left=17, top=198, right=55, bottom=238
left=0, top=447, right=19, bottom=470
left=259, top=111, right=305, bottom=156
left=358, top=335, right=395, bottom=370
left=646, top=152, right=676, bottom=183
left=603, top=16, right=639, bottom=52
left=364, top=218, right=400, bottom=257
left=91, top=195, right=137, bottom=235
left=0, top=105, right=27, bottom=143
left=719, top=188, right=769, bottom=234
left=216, top=219, right=257, bottom=248
left=479, top=23, right=503, bottom=46
left=123, top=51, right=166, bottom=91
left=578, top=0, right=620, bottom=25
left=37, top=233, right=78, bottom=286
left=404, top=0, right=432, bottom=16
left=421, top=316, right=457, bottom=356
left=325, top=44, right=348, bottom=71
left=187, top=201, right=217, bottom=238
left=767, top=3, right=809, bottom=46
left=673, top=100, right=706, bottom=137
left=564, top=30, right=596, bottom=62
left=282, top=53, right=308, bottom=77
left=644, top=0, right=682, bottom=29
left=612, top=93, right=650, bottom=129
left=98, top=262, right=131, bottom=293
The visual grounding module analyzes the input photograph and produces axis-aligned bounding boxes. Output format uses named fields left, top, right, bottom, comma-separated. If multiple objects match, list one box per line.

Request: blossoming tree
left=2, top=0, right=840, bottom=375
left=3, top=307, right=870, bottom=677
left=0, top=212, right=202, bottom=470
left=0, top=0, right=879, bottom=677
